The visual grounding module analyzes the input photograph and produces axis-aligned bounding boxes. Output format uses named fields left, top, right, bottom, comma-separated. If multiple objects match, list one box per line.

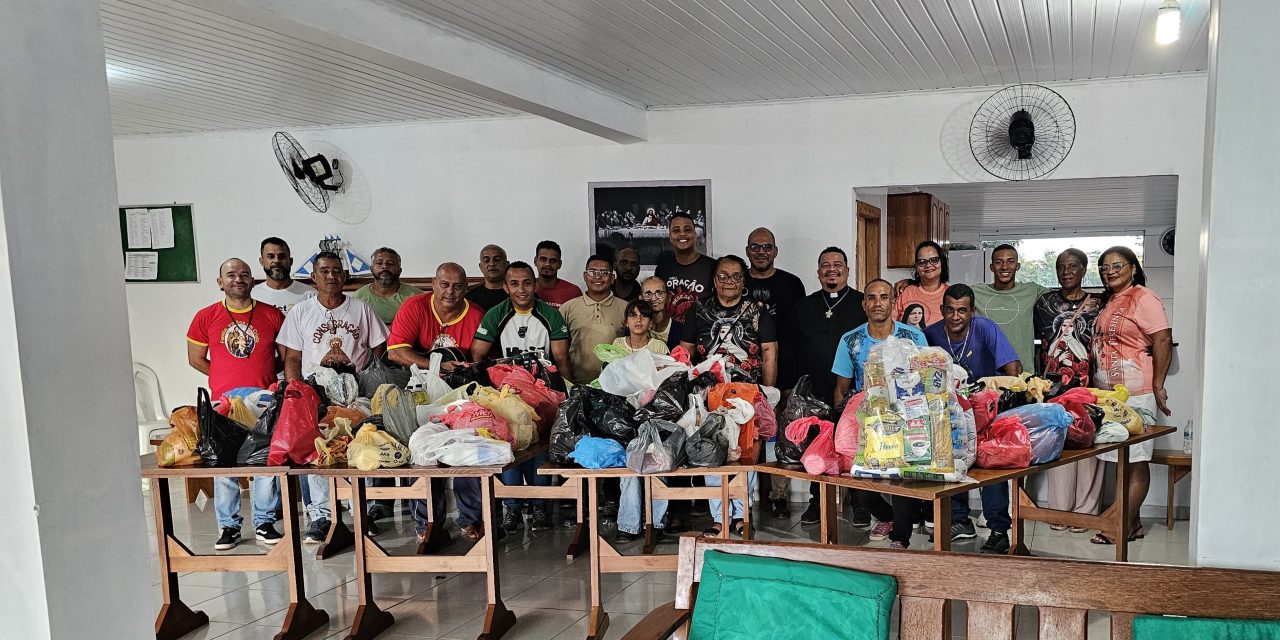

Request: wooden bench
left=623, top=536, right=1280, bottom=640
left=1150, top=448, right=1192, bottom=530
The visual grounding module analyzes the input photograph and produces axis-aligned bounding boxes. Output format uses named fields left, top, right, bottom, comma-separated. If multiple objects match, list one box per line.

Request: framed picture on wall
left=588, top=179, right=711, bottom=268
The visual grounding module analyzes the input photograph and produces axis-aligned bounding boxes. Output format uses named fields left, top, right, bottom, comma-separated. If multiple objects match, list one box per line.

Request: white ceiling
left=101, top=0, right=1210, bottom=135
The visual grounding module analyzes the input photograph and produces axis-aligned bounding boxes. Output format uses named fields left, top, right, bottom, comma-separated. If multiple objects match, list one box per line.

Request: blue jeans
left=951, top=483, right=1011, bottom=533
left=500, top=453, right=549, bottom=511
left=214, top=476, right=281, bottom=530
left=303, top=474, right=331, bottom=522
left=618, top=476, right=669, bottom=535
left=410, top=478, right=484, bottom=532
left=705, top=472, right=756, bottom=524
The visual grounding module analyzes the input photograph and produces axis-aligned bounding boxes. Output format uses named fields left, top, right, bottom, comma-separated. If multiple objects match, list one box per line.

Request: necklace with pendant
left=823, top=288, right=850, bottom=319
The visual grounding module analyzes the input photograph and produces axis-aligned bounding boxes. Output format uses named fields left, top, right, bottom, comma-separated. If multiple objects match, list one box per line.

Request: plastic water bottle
left=1182, top=420, right=1194, bottom=455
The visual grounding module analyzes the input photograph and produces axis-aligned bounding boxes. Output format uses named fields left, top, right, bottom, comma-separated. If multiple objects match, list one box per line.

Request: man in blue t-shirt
left=924, top=284, right=1022, bottom=554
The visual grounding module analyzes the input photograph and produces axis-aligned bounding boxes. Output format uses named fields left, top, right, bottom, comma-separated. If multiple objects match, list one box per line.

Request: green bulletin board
left=118, top=204, right=198, bottom=282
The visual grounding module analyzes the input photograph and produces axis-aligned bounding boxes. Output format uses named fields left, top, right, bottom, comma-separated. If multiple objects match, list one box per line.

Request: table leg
left=272, top=474, right=330, bottom=640
left=317, top=477, right=354, bottom=560
left=932, top=498, right=952, bottom=552
left=1008, top=479, right=1030, bottom=556
left=344, top=477, right=393, bottom=640
left=738, top=473, right=752, bottom=541
left=586, top=476, right=609, bottom=640
left=564, top=478, right=588, bottom=559
left=818, top=482, right=838, bottom=545
left=478, top=475, right=516, bottom=640
left=642, top=476, right=656, bottom=555
left=152, top=477, right=209, bottom=640
left=1115, top=446, right=1131, bottom=563
left=718, top=476, right=730, bottom=539
left=1166, top=467, right=1177, bottom=531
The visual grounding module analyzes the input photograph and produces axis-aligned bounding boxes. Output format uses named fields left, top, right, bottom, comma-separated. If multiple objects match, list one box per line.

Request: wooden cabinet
left=886, top=193, right=950, bottom=269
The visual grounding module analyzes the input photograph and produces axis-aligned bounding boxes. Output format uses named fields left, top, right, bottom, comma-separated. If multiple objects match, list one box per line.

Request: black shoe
left=850, top=507, right=872, bottom=528
left=800, top=501, right=821, bottom=524
left=601, top=500, right=619, bottom=520
left=615, top=530, right=642, bottom=543
left=254, top=523, right=283, bottom=545
left=215, top=527, right=241, bottom=550
left=303, top=518, right=329, bottom=545
left=530, top=506, right=552, bottom=531
left=981, top=531, right=1010, bottom=554
left=770, top=499, right=791, bottom=519
left=502, top=508, right=523, bottom=533
left=366, top=519, right=380, bottom=536
left=367, top=504, right=392, bottom=521
left=951, top=518, right=977, bottom=541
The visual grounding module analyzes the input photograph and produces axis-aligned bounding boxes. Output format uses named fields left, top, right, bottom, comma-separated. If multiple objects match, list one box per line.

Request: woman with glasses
left=1088, top=246, right=1173, bottom=545
left=639, top=276, right=683, bottom=349
left=1034, top=249, right=1104, bottom=533
left=895, top=241, right=950, bottom=328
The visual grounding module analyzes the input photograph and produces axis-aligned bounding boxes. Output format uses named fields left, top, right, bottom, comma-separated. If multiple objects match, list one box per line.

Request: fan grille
left=969, top=84, right=1076, bottom=181
left=272, top=131, right=330, bottom=213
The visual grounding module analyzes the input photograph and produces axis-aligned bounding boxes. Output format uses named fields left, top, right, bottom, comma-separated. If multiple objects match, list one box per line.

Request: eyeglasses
left=1098, top=262, right=1130, bottom=274
left=915, top=257, right=942, bottom=267
left=1056, top=263, right=1085, bottom=273
left=640, top=291, right=667, bottom=300
left=715, top=272, right=744, bottom=283
left=584, top=269, right=612, bottom=278
left=747, top=243, right=775, bottom=252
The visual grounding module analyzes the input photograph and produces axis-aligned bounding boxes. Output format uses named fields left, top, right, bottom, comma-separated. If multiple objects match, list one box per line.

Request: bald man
left=186, top=258, right=286, bottom=550
left=465, top=244, right=510, bottom=312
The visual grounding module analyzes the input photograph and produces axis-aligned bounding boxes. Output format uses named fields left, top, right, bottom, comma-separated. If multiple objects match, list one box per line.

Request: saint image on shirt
left=219, top=322, right=259, bottom=359
left=901, top=304, right=927, bottom=332
left=707, top=318, right=749, bottom=363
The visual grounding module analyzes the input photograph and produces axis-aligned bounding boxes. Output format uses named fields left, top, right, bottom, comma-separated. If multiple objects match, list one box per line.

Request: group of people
left=186, top=212, right=1171, bottom=556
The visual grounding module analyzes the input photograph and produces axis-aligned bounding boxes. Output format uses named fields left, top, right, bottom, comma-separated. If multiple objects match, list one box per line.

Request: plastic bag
left=778, top=416, right=821, bottom=466
left=473, top=385, right=540, bottom=450
left=686, top=413, right=729, bottom=468
left=347, top=423, right=411, bottom=470
left=585, top=389, right=639, bottom=443
left=407, top=352, right=453, bottom=405
left=707, top=383, right=760, bottom=463
left=969, top=389, right=1000, bottom=432
left=633, top=373, right=691, bottom=423
left=714, top=395, right=757, bottom=463
left=993, top=404, right=1072, bottom=464
left=321, top=405, right=369, bottom=429
left=436, top=401, right=513, bottom=444
left=781, top=376, right=832, bottom=424
left=311, top=366, right=360, bottom=407
left=407, top=423, right=451, bottom=465
left=569, top=436, right=627, bottom=468
left=157, top=406, right=201, bottom=467
left=751, top=391, right=778, bottom=440
left=437, top=433, right=514, bottom=467
left=599, top=349, right=662, bottom=398
left=833, top=391, right=866, bottom=471
left=222, top=398, right=257, bottom=429
left=799, top=420, right=839, bottom=476
left=976, top=415, right=1032, bottom=469
left=1088, top=385, right=1144, bottom=435
left=488, top=364, right=566, bottom=429
left=950, top=398, right=978, bottom=472
left=1050, top=387, right=1098, bottom=449
left=237, top=385, right=284, bottom=465
left=197, top=388, right=251, bottom=467
left=221, top=387, right=275, bottom=419
left=625, top=420, right=687, bottom=473
left=267, top=380, right=323, bottom=466
left=676, top=391, right=710, bottom=435
left=359, top=353, right=411, bottom=398
left=1094, top=421, right=1129, bottom=443
left=371, top=384, right=418, bottom=445
left=314, top=418, right=355, bottom=466
left=416, top=381, right=479, bottom=424
left=594, top=342, right=630, bottom=365
left=862, top=409, right=907, bottom=470
left=549, top=388, right=590, bottom=463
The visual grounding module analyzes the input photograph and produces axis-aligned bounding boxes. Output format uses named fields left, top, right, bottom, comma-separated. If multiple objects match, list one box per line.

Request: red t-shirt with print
left=187, top=300, right=285, bottom=397
left=386, top=294, right=485, bottom=359
left=536, top=279, right=583, bottom=308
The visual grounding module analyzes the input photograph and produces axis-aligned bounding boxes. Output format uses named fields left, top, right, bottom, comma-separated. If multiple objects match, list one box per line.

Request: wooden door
left=856, top=200, right=882, bottom=290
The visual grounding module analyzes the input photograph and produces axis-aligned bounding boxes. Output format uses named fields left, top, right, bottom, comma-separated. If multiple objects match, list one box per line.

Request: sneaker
left=849, top=507, right=872, bottom=528
left=888, top=540, right=908, bottom=550
left=615, top=530, right=642, bottom=543
left=923, top=519, right=935, bottom=531
left=950, top=518, right=977, bottom=541
left=770, top=499, right=790, bottom=519
left=502, top=508, right=523, bottom=533
left=303, top=518, right=329, bottom=545
left=254, top=524, right=282, bottom=545
left=980, top=531, right=1010, bottom=555
left=215, top=527, right=241, bottom=550
left=365, top=519, right=380, bottom=536
left=800, top=501, right=821, bottom=524
left=869, top=520, right=893, bottom=542
left=529, top=507, right=552, bottom=531
left=601, top=500, right=619, bottom=521
left=367, top=504, right=392, bottom=521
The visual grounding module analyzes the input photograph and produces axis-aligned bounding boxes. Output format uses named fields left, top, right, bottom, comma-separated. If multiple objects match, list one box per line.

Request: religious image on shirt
left=219, top=322, right=260, bottom=359
left=690, top=302, right=766, bottom=377
left=1034, top=292, right=1100, bottom=387
left=900, top=303, right=927, bottom=332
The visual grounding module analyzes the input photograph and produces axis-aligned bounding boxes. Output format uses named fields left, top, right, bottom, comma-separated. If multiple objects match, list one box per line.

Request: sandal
left=461, top=525, right=484, bottom=542
left=1089, top=525, right=1145, bottom=545
left=700, top=523, right=723, bottom=538
left=729, top=519, right=745, bottom=537
left=1069, top=526, right=1089, bottom=533
left=1049, top=523, right=1070, bottom=531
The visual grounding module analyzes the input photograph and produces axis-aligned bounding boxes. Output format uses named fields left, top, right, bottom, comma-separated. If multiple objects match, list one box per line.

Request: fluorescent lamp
left=1156, top=0, right=1181, bottom=45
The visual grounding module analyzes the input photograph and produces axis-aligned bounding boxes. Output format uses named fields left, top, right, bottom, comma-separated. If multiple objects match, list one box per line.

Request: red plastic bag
left=437, top=401, right=513, bottom=444
left=970, top=389, right=1000, bottom=432
left=799, top=420, right=839, bottom=476
left=267, top=380, right=323, bottom=466
left=833, top=391, right=866, bottom=471
left=1050, top=387, right=1097, bottom=449
left=976, top=414, right=1032, bottom=469
left=487, top=364, right=566, bottom=430
left=707, top=383, right=760, bottom=463
left=751, top=391, right=777, bottom=440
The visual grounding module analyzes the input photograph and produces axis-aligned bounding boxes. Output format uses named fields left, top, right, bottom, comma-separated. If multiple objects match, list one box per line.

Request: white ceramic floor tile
left=191, top=588, right=293, bottom=625
left=408, top=571, right=545, bottom=604
left=377, top=599, right=486, bottom=638
left=251, top=590, right=361, bottom=638
left=505, top=576, right=626, bottom=611
left=440, top=606, right=585, bottom=639
left=173, top=620, right=241, bottom=640
left=603, top=579, right=678, bottom=616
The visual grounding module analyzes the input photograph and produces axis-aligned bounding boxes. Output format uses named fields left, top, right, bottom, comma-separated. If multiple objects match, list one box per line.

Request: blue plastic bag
left=569, top=436, right=628, bottom=469
left=996, top=404, right=1072, bottom=465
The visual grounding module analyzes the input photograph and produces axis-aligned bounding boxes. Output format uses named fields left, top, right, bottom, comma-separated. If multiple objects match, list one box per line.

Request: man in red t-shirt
left=186, top=258, right=286, bottom=550
left=533, top=239, right=583, bottom=307
left=387, top=263, right=491, bottom=542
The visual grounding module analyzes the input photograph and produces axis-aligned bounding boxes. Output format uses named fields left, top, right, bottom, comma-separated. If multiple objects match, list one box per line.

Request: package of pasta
left=926, top=394, right=955, bottom=470
left=862, top=409, right=907, bottom=470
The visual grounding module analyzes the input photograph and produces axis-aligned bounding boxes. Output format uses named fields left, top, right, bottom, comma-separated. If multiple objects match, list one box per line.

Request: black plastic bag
left=1085, top=403, right=1106, bottom=427
left=686, top=414, right=729, bottom=468
left=998, top=388, right=1033, bottom=413
left=236, top=386, right=284, bottom=465
left=777, top=376, right=832, bottom=464
left=445, top=361, right=491, bottom=389
left=549, top=388, right=591, bottom=464
left=633, top=374, right=691, bottom=423
left=359, top=353, right=411, bottom=398
left=585, top=388, right=639, bottom=444
left=625, top=420, right=687, bottom=473
left=689, top=371, right=720, bottom=395
left=196, top=387, right=250, bottom=467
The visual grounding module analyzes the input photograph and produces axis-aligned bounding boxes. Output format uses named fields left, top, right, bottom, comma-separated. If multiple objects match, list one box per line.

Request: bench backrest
left=674, top=537, right=1280, bottom=640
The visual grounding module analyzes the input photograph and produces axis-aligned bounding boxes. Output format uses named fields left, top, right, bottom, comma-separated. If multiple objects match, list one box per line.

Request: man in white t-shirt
left=278, top=251, right=388, bottom=543
left=252, top=237, right=315, bottom=314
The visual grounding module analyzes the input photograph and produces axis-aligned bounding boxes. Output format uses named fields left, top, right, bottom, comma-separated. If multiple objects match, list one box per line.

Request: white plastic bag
left=408, top=423, right=451, bottom=465
left=437, top=437, right=514, bottom=466
left=407, top=352, right=453, bottom=405
left=312, top=366, right=359, bottom=407
left=1094, top=421, right=1129, bottom=443
left=599, top=349, right=660, bottom=398
left=676, top=391, right=709, bottom=435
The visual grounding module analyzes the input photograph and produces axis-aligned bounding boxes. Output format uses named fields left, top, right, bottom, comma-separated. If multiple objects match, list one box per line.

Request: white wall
left=115, top=73, right=1207, bottom=511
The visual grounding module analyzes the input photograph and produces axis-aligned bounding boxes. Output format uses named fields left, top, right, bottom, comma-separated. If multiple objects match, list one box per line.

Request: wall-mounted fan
left=969, top=84, right=1076, bottom=181
left=272, top=131, right=345, bottom=214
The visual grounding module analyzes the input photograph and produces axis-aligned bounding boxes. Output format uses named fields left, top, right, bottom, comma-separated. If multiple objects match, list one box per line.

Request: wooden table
left=1150, top=448, right=1192, bottom=529
left=298, top=448, right=544, bottom=640
left=759, top=425, right=1175, bottom=563
left=141, top=455, right=329, bottom=640
left=538, top=464, right=754, bottom=640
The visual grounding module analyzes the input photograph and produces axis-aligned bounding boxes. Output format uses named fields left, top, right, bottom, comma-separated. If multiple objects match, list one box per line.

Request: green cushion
left=689, top=550, right=896, bottom=640
left=1133, top=615, right=1280, bottom=639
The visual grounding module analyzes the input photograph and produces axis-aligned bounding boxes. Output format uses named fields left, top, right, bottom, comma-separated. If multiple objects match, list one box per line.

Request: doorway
left=855, top=200, right=881, bottom=290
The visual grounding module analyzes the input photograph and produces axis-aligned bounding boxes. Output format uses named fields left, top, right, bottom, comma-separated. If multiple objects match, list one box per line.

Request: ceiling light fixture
left=1156, top=0, right=1181, bottom=45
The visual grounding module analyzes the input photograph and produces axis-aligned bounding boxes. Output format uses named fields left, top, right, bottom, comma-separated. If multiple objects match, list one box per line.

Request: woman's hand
left=1153, top=385, right=1171, bottom=416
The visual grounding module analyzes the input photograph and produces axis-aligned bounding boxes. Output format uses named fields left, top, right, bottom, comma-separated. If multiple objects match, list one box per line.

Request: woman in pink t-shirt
left=1089, top=246, right=1173, bottom=545
left=895, top=241, right=949, bottom=327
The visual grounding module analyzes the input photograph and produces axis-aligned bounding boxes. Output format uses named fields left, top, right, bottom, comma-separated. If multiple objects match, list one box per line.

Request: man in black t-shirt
left=743, top=227, right=806, bottom=386
left=654, top=212, right=716, bottom=322
left=465, top=244, right=510, bottom=312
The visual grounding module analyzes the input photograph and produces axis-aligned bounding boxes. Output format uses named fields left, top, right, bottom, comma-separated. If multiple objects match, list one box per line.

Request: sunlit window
left=980, top=235, right=1145, bottom=289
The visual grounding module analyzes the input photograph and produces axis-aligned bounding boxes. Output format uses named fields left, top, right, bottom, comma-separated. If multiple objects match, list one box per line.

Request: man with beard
left=655, top=212, right=715, bottom=321
left=559, top=255, right=627, bottom=385
left=612, top=246, right=642, bottom=301
left=466, top=244, right=510, bottom=311
left=186, top=258, right=285, bottom=550
left=743, top=228, right=806, bottom=335
left=533, top=240, right=583, bottom=308
left=252, top=237, right=315, bottom=314
left=779, top=247, right=866, bottom=522
left=353, top=247, right=422, bottom=326
left=279, top=251, right=389, bottom=544
left=387, top=263, right=489, bottom=542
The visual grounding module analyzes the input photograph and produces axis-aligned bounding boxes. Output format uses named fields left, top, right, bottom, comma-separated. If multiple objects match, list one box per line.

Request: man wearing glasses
left=559, top=255, right=627, bottom=385
left=971, top=244, right=1047, bottom=368
left=679, top=255, right=777, bottom=385
left=743, top=228, right=806, bottom=330
left=640, top=276, right=683, bottom=350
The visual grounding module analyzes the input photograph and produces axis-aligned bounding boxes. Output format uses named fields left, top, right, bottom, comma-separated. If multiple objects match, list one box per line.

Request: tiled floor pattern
left=147, top=485, right=1190, bottom=639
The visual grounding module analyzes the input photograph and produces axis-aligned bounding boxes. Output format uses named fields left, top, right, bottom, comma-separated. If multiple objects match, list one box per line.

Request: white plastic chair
left=134, top=363, right=170, bottom=454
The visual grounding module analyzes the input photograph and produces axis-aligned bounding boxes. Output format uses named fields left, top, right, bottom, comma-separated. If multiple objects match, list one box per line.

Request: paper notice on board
left=148, top=207, right=175, bottom=249
left=125, top=251, right=159, bottom=280
left=125, top=208, right=152, bottom=248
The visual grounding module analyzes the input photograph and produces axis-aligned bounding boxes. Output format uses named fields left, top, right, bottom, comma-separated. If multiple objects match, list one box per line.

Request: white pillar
left=0, top=1, right=152, bottom=636
left=1192, top=0, right=1280, bottom=570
